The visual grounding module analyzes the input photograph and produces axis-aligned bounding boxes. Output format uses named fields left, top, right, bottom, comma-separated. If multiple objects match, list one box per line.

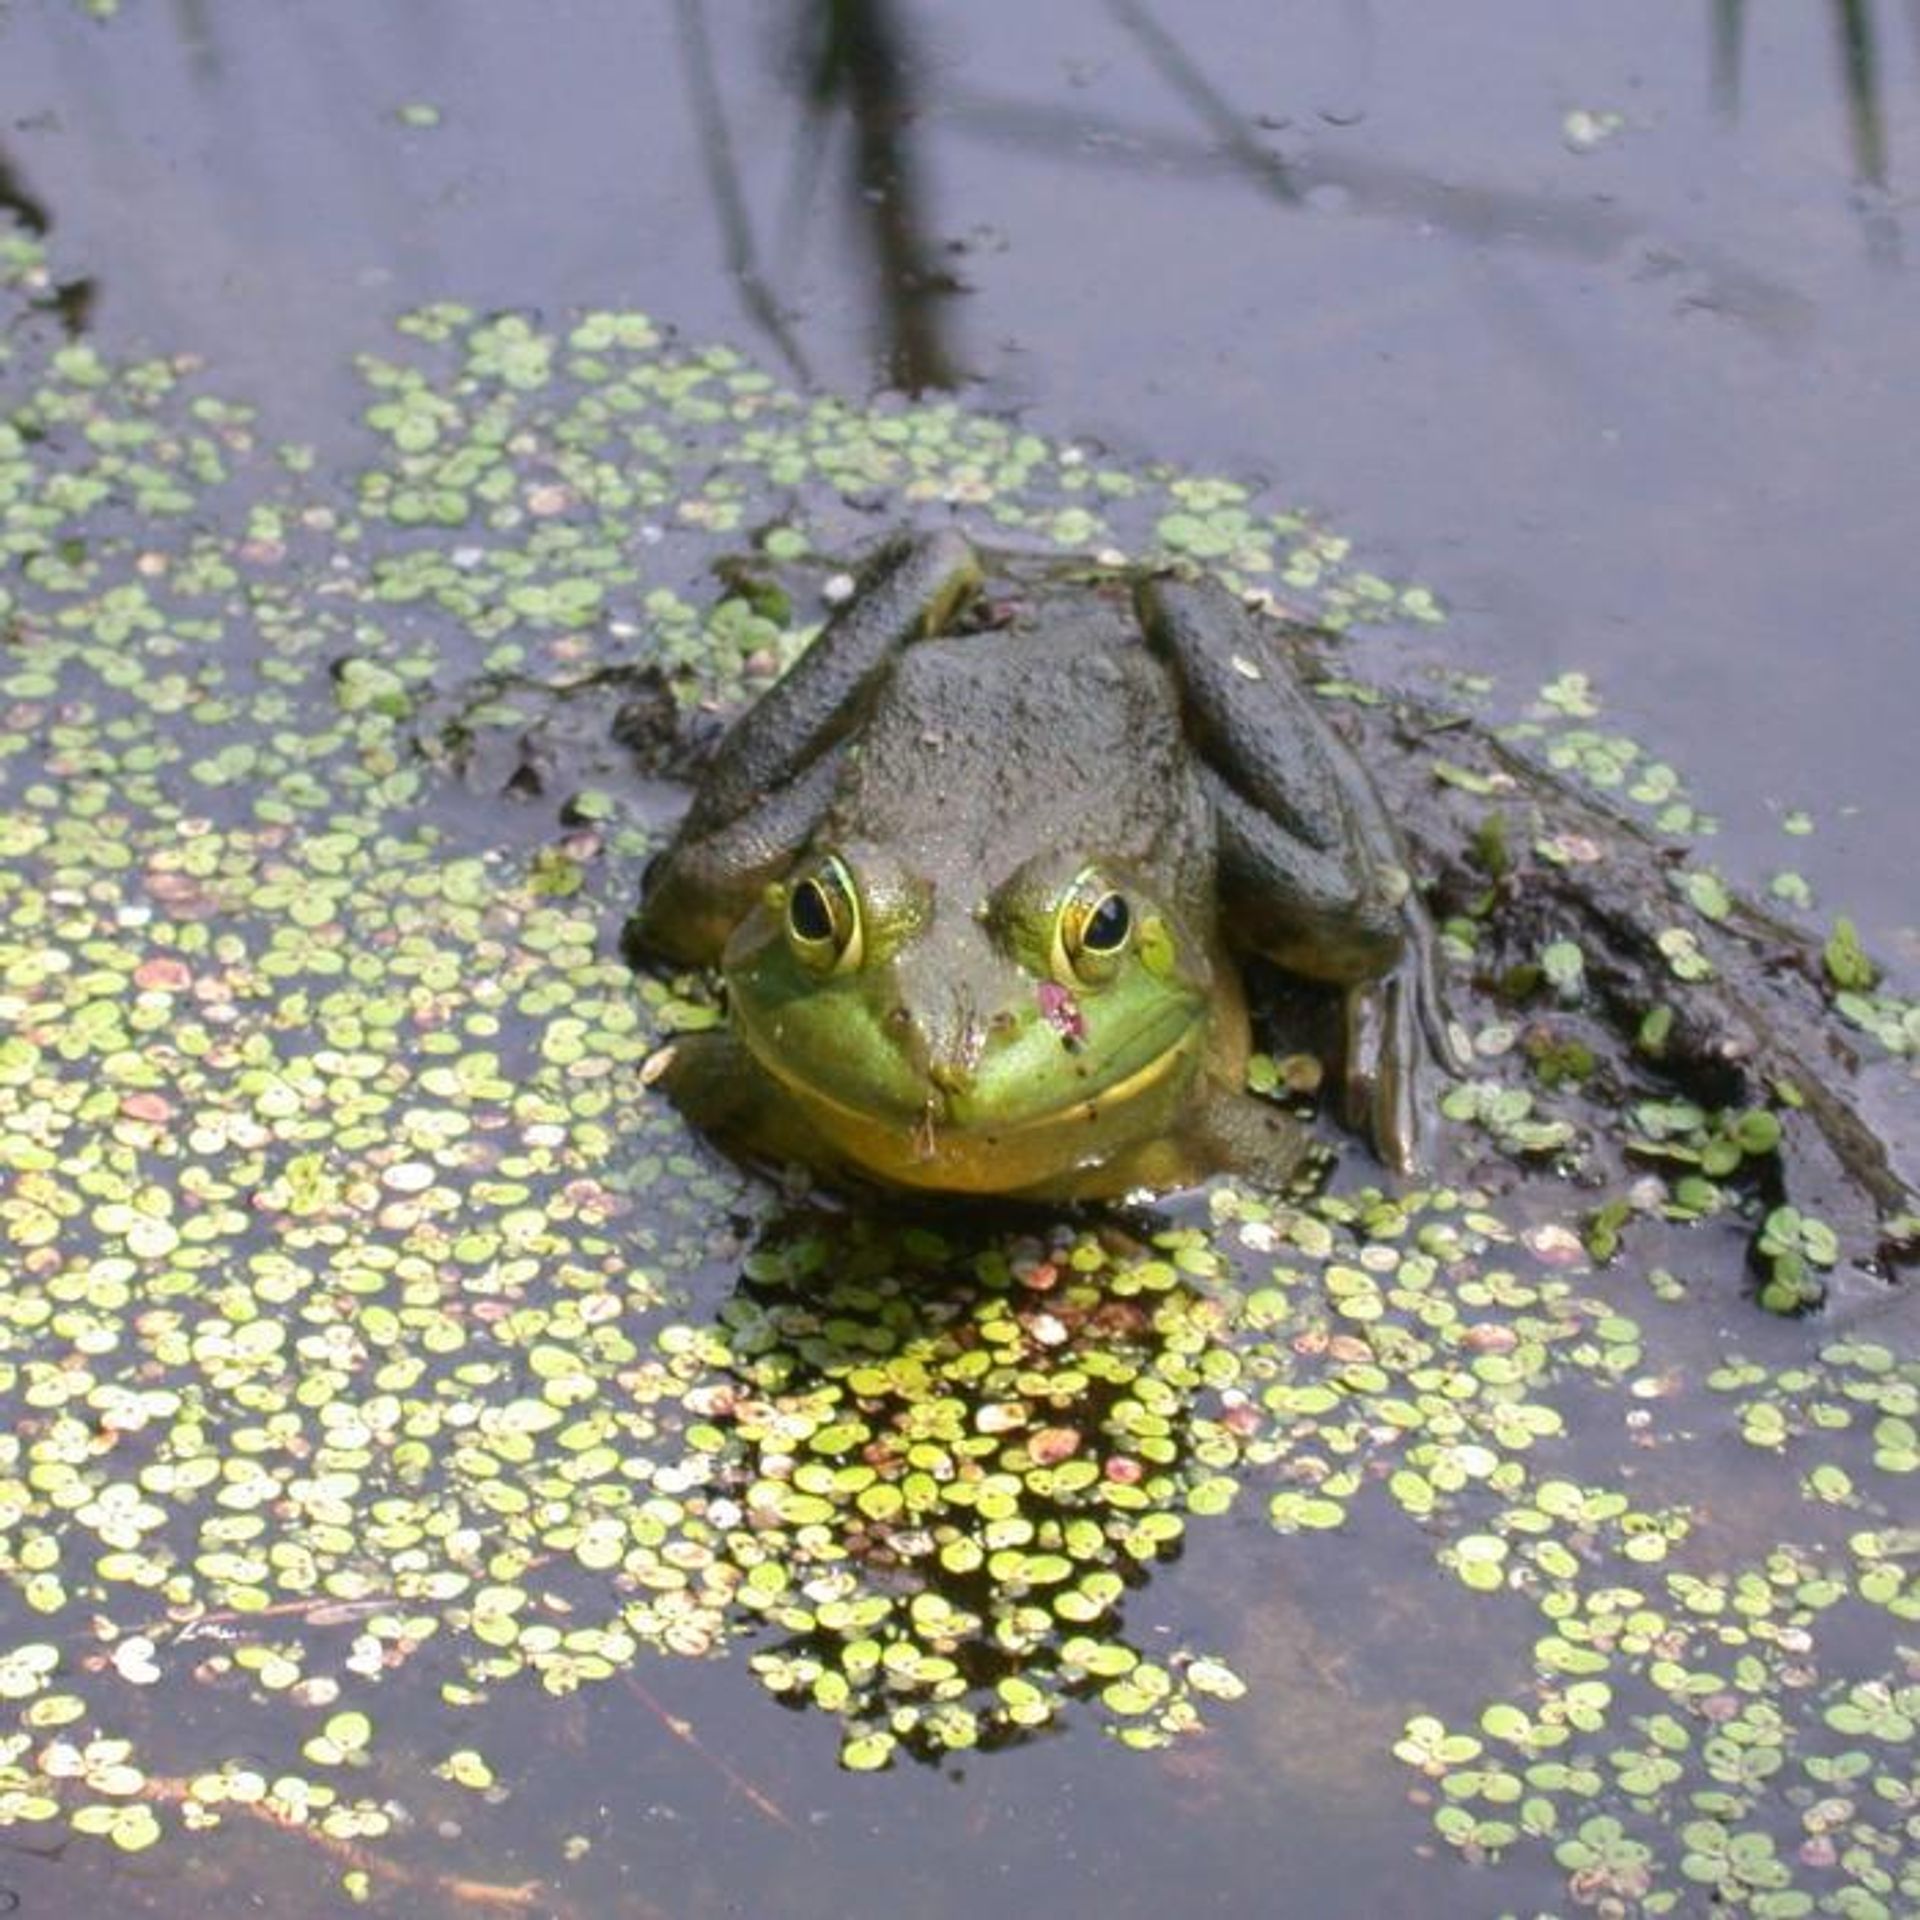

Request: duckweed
left=0, top=222, right=1913, bottom=1913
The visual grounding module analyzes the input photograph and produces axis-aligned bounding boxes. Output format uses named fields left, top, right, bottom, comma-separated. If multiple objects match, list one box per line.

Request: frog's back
left=823, top=612, right=1202, bottom=880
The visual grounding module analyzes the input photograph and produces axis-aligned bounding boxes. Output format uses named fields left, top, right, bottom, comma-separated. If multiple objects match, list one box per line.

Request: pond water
left=10, top=3, right=1916, bottom=945
left=0, top=5, right=1915, bottom=1919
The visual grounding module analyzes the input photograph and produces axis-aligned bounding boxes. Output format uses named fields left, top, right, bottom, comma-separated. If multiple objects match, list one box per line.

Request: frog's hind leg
left=1203, top=770, right=1408, bottom=985
left=1138, top=571, right=1465, bottom=1172
left=1014, top=1089, right=1317, bottom=1203
left=1208, top=764, right=1463, bottom=1171
left=1181, top=1079, right=1325, bottom=1195
left=1210, top=765, right=1461, bottom=1173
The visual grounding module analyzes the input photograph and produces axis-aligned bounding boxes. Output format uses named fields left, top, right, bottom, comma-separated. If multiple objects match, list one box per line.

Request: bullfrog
left=632, top=530, right=1461, bottom=1200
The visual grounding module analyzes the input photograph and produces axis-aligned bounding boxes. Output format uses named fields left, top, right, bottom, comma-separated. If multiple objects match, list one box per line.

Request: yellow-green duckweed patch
left=1, top=223, right=1917, bottom=1912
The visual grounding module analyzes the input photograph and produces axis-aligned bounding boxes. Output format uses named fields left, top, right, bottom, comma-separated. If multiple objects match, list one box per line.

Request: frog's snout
left=912, top=1015, right=986, bottom=1114
left=926, top=1055, right=974, bottom=1099
left=899, top=995, right=992, bottom=1119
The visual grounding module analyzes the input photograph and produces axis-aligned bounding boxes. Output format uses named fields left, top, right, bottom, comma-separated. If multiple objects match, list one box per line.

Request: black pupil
left=790, top=878, right=836, bottom=944
left=1084, top=894, right=1130, bottom=952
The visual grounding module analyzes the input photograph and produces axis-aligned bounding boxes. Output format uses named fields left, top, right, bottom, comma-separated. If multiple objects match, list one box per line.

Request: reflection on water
left=678, top=0, right=962, bottom=392
left=1713, top=0, right=1900, bottom=262
left=1715, top=0, right=1892, bottom=187
left=676, top=0, right=815, bottom=387
left=789, top=0, right=964, bottom=392
left=691, top=0, right=1896, bottom=383
left=661, top=0, right=1901, bottom=388
left=1829, top=0, right=1890, bottom=189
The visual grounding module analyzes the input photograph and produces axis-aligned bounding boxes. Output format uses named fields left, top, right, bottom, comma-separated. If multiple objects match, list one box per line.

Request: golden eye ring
left=785, top=854, right=863, bottom=971
left=1053, top=869, right=1133, bottom=985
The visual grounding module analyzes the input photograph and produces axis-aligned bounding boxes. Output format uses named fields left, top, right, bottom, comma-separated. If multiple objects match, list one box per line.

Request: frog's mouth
left=740, top=1010, right=1206, bottom=1190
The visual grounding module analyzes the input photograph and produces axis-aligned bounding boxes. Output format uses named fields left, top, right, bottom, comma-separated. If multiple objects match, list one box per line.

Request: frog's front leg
left=631, top=530, right=983, bottom=966
left=1137, top=572, right=1464, bottom=1171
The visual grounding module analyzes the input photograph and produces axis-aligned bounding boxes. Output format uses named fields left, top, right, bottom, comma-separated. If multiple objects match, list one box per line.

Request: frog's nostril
left=928, top=1057, right=973, bottom=1097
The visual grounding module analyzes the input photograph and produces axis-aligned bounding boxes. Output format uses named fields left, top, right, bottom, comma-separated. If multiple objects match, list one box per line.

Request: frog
left=631, top=529, right=1461, bottom=1200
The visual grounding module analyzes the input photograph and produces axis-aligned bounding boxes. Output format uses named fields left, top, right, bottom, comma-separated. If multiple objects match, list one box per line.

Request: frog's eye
left=785, top=855, right=863, bottom=972
left=1053, top=870, right=1133, bottom=985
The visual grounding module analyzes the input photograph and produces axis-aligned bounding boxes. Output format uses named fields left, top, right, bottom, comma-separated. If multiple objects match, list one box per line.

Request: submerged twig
left=621, top=1669, right=806, bottom=1836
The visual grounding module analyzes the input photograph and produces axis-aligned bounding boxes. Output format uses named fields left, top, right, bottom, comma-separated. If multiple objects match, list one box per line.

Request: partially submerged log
left=1327, top=662, right=1916, bottom=1311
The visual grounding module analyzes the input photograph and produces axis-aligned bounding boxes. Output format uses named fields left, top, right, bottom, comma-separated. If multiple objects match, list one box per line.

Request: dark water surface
left=8, top=2, right=1916, bottom=941
left=1, top=6, right=1916, bottom=1919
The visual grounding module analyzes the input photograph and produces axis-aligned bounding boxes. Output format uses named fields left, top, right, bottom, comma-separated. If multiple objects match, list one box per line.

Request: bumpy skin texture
left=632, top=532, right=1456, bottom=1198
left=635, top=532, right=986, bottom=966
left=1134, top=574, right=1465, bottom=1172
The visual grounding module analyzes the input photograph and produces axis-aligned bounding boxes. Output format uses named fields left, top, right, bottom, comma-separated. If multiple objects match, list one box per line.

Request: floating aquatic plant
left=0, top=223, right=1915, bottom=1916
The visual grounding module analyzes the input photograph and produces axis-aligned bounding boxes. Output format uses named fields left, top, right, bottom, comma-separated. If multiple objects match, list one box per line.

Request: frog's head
left=721, top=839, right=1218, bottom=1192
